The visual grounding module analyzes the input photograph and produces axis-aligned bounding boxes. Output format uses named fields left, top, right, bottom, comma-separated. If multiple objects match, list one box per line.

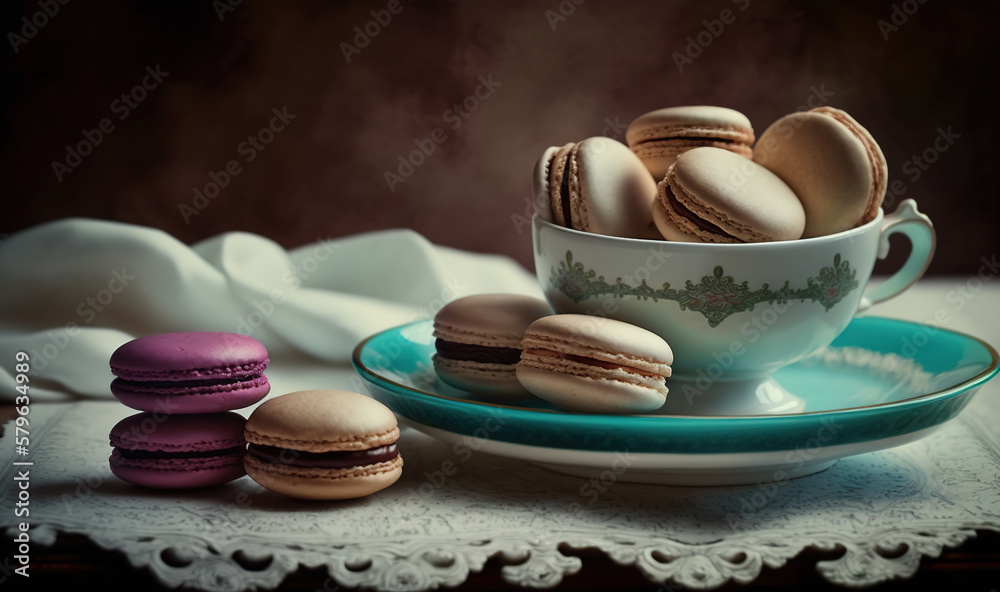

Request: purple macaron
left=109, top=411, right=248, bottom=489
left=110, top=332, right=270, bottom=414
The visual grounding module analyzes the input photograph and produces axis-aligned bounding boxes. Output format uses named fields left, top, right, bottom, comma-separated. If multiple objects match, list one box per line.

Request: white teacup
left=531, top=199, right=935, bottom=415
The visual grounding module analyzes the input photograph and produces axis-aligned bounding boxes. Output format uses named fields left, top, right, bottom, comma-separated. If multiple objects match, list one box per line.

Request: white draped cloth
left=0, top=219, right=542, bottom=401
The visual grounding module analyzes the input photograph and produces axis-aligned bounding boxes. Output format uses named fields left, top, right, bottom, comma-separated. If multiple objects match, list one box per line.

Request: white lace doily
left=2, top=396, right=999, bottom=591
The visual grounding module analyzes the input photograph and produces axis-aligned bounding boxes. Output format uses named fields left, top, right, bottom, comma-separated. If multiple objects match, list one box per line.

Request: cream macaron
left=653, top=146, right=805, bottom=243
left=433, top=293, right=553, bottom=399
left=626, top=105, right=755, bottom=181
left=244, top=390, right=403, bottom=500
left=752, top=106, right=887, bottom=238
left=532, top=136, right=660, bottom=239
left=516, top=314, right=673, bottom=414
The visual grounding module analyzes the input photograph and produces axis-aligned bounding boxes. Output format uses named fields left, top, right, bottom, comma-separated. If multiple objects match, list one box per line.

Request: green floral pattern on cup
left=551, top=251, right=860, bottom=327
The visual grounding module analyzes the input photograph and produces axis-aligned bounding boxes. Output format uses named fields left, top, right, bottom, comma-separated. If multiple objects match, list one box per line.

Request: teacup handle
left=856, top=199, right=936, bottom=313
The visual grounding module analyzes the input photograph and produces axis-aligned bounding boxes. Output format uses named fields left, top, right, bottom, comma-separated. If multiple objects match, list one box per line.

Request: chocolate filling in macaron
left=653, top=147, right=805, bottom=243
left=112, top=373, right=268, bottom=392
left=532, top=137, right=660, bottom=239
left=113, top=446, right=247, bottom=461
left=243, top=390, right=404, bottom=500
left=662, top=183, right=737, bottom=240
left=431, top=294, right=552, bottom=399
left=246, top=443, right=400, bottom=470
left=559, top=162, right=573, bottom=229
left=434, top=340, right=522, bottom=365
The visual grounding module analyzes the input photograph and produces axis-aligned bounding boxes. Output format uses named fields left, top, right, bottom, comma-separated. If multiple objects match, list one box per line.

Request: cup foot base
left=657, top=375, right=806, bottom=416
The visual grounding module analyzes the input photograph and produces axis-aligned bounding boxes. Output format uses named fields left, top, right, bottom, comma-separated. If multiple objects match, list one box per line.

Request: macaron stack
left=107, top=332, right=271, bottom=489
left=532, top=104, right=889, bottom=243
left=108, top=332, right=405, bottom=500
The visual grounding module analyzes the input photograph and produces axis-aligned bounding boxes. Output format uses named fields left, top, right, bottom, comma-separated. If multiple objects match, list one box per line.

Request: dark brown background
left=2, top=0, right=996, bottom=274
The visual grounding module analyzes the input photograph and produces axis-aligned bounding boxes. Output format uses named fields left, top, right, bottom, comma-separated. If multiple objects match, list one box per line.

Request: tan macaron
left=517, top=314, right=673, bottom=414
left=244, top=390, right=402, bottom=500
left=432, top=293, right=553, bottom=400
left=626, top=105, right=755, bottom=181
left=532, top=136, right=660, bottom=239
left=653, top=146, right=805, bottom=243
left=752, top=106, right=887, bottom=238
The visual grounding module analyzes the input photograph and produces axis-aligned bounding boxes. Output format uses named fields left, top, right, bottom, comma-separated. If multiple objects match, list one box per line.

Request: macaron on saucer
left=517, top=314, right=673, bottom=413
left=432, top=294, right=553, bottom=400
left=626, top=105, right=755, bottom=181
left=353, top=317, right=998, bottom=486
left=244, top=390, right=403, bottom=500
left=108, top=411, right=248, bottom=489
left=110, top=332, right=270, bottom=414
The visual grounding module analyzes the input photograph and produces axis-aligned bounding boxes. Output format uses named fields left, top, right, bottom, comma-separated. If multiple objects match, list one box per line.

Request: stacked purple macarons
left=107, top=332, right=270, bottom=489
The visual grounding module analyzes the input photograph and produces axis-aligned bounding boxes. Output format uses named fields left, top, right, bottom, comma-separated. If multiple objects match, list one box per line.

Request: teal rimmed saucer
left=351, top=317, right=998, bottom=486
